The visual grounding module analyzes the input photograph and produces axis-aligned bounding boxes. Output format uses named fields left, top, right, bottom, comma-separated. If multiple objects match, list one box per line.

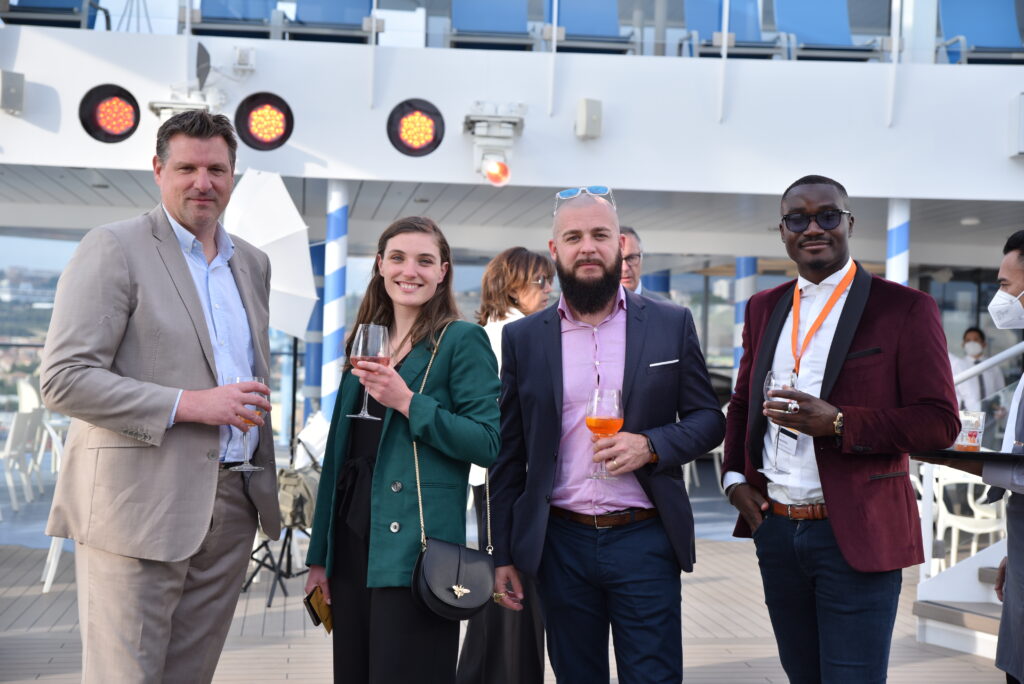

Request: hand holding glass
left=347, top=324, right=391, bottom=421
left=586, top=388, right=623, bottom=480
left=763, top=370, right=796, bottom=474
left=231, top=376, right=266, bottom=472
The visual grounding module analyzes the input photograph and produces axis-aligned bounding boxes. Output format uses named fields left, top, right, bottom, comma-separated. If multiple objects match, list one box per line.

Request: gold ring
left=492, top=592, right=506, bottom=603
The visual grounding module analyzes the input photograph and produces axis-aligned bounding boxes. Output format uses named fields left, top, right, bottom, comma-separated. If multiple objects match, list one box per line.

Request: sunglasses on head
left=553, top=186, right=615, bottom=214
left=781, top=209, right=851, bottom=233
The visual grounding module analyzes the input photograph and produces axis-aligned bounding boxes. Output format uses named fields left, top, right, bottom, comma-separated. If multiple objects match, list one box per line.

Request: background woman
left=457, top=247, right=553, bottom=684
left=305, top=216, right=501, bottom=684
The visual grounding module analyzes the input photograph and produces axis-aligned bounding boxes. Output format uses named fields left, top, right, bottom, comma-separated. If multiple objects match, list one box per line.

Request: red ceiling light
left=387, top=99, right=444, bottom=157
left=79, top=85, right=140, bottom=143
left=235, top=92, right=293, bottom=151
left=482, top=156, right=511, bottom=187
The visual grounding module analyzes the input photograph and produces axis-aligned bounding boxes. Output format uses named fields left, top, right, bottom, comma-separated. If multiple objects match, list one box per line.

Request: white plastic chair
left=0, top=411, right=40, bottom=513
left=934, top=466, right=1006, bottom=567
left=40, top=426, right=67, bottom=593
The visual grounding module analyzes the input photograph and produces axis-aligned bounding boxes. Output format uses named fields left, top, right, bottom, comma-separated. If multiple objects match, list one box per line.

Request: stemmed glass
left=763, top=370, right=796, bottom=475
left=231, top=376, right=266, bottom=472
left=586, top=388, right=623, bottom=480
left=347, top=324, right=391, bottom=421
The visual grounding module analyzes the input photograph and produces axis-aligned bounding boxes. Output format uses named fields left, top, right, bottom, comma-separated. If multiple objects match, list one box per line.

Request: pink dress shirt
left=549, top=287, right=655, bottom=515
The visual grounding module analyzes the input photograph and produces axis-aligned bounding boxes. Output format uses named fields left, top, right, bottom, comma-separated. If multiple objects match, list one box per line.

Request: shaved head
left=553, top=195, right=619, bottom=237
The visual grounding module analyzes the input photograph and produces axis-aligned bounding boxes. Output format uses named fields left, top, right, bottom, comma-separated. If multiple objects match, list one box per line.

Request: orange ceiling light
left=482, top=157, right=511, bottom=187
left=387, top=99, right=444, bottom=157
left=79, top=85, right=140, bottom=143
left=235, top=92, right=293, bottom=151
left=398, top=111, right=435, bottom=150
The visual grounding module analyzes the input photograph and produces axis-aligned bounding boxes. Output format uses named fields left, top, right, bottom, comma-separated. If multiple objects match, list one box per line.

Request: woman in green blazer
left=305, top=217, right=500, bottom=684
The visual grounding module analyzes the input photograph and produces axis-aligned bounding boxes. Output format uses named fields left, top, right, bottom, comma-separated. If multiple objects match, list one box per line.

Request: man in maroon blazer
left=722, top=175, right=959, bottom=683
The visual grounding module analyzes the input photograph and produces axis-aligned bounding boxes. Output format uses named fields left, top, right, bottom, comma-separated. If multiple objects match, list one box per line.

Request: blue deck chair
left=682, top=0, right=784, bottom=59
left=450, top=0, right=534, bottom=50
left=545, top=0, right=633, bottom=54
left=194, top=0, right=277, bottom=38
left=287, top=0, right=373, bottom=43
left=939, top=0, right=1024, bottom=64
left=774, top=0, right=883, bottom=61
left=1, top=0, right=99, bottom=29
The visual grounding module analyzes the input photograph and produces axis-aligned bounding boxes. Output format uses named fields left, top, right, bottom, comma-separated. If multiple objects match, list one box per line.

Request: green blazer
left=306, top=320, right=501, bottom=587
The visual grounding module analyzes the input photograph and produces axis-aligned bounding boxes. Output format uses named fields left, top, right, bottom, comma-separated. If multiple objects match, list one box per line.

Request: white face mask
left=988, top=288, right=1024, bottom=329
left=963, top=340, right=984, bottom=358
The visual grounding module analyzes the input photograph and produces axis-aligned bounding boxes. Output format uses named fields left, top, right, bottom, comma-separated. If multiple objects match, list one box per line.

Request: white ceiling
left=1, top=163, right=1021, bottom=270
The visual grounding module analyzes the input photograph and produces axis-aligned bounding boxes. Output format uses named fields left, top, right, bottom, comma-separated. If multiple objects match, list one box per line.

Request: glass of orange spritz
left=586, top=388, right=623, bottom=480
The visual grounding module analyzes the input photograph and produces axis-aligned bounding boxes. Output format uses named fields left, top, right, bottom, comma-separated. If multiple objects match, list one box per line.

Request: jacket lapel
left=819, top=263, right=872, bottom=402
left=622, top=291, right=647, bottom=412
left=380, top=342, right=432, bottom=437
left=541, top=305, right=564, bottom=414
left=747, top=282, right=796, bottom=467
left=151, top=207, right=218, bottom=380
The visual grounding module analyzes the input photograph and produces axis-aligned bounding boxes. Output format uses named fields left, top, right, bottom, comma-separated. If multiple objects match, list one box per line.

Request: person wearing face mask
left=932, top=232, right=1024, bottom=684
left=951, top=327, right=1006, bottom=414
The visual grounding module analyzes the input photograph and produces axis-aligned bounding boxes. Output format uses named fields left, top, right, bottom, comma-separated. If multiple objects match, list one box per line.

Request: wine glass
left=231, top=376, right=266, bottom=472
left=347, top=324, right=391, bottom=421
left=586, top=388, right=623, bottom=480
left=762, top=370, right=796, bottom=475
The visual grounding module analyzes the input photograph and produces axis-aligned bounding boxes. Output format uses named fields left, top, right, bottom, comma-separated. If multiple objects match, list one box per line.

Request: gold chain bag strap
left=409, top=322, right=494, bottom=621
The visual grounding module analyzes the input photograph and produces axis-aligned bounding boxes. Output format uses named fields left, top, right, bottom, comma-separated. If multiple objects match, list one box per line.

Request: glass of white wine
left=763, top=370, right=796, bottom=475
left=231, top=376, right=266, bottom=472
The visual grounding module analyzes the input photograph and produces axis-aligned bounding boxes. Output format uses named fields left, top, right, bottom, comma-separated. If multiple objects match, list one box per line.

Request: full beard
left=556, top=253, right=623, bottom=315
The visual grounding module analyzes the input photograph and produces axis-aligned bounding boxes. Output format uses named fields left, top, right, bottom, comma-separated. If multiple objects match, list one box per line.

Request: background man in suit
left=41, top=111, right=281, bottom=684
left=490, top=187, right=725, bottom=683
left=723, top=175, right=959, bottom=683
left=619, top=225, right=666, bottom=300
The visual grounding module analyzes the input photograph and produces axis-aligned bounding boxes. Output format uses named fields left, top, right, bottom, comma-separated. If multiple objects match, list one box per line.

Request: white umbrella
left=223, top=169, right=318, bottom=340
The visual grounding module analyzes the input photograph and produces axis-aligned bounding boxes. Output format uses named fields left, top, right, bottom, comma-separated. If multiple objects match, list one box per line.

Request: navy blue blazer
left=490, top=290, right=726, bottom=575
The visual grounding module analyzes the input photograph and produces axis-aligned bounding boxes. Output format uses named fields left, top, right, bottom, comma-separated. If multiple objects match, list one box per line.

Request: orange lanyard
left=791, top=263, right=857, bottom=376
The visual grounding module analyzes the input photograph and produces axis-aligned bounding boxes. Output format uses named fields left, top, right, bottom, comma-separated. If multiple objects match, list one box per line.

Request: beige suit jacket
left=42, top=206, right=282, bottom=562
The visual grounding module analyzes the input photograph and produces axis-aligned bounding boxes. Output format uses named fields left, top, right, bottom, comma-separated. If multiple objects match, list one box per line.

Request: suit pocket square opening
left=649, top=359, right=680, bottom=367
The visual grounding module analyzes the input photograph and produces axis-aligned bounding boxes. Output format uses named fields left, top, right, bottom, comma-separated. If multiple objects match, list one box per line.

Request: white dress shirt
left=725, top=259, right=854, bottom=504
left=471, top=308, right=525, bottom=486
left=951, top=353, right=1006, bottom=412
left=987, top=375, right=1024, bottom=495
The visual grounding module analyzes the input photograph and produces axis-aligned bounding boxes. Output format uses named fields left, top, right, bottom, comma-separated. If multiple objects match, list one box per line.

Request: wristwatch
left=645, top=435, right=659, bottom=464
left=833, top=410, right=845, bottom=436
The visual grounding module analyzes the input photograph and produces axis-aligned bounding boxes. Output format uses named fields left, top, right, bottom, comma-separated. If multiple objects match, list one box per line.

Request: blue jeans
left=536, top=514, right=682, bottom=684
left=753, top=513, right=902, bottom=684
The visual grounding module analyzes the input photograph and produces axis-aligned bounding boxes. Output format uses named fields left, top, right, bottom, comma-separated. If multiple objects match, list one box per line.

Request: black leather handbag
left=409, top=323, right=495, bottom=621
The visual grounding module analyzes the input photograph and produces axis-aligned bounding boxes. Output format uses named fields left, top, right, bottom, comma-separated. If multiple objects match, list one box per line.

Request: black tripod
left=241, top=525, right=310, bottom=607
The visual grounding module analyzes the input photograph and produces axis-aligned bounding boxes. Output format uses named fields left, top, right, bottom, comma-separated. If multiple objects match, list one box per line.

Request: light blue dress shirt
left=165, top=207, right=258, bottom=463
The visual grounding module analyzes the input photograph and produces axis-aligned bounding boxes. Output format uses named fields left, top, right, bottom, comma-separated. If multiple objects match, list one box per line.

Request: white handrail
left=952, top=339, right=1024, bottom=386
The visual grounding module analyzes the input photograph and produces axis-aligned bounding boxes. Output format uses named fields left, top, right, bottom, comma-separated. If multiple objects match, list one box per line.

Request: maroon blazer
left=723, top=264, right=959, bottom=573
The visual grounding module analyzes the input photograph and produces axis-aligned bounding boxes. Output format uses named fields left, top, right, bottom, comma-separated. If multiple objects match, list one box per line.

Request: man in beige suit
left=41, top=110, right=281, bottom=683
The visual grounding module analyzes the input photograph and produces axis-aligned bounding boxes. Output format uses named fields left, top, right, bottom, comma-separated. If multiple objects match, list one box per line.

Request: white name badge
left=775, top=427, right=799, bottom=466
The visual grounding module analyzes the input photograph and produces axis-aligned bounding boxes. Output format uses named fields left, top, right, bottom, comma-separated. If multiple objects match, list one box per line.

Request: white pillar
left=901, top=0, right=939, bottom=64
left=886, top=198, right=911, bottom=287
left=321, top=180, right=349, bottom=417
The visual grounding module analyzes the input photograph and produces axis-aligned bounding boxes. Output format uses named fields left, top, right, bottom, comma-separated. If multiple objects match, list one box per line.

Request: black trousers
left=329, top=519, right=459, bottom=684
left=456, top=485, right=545, bottom=684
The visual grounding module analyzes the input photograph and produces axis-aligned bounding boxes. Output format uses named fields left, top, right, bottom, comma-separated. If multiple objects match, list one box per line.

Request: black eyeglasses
left=623, top=253, right=642, bottom=267
left=781, top=209, right=851, bottom=233
left=553, top=186, right=615, bottom=214
left=531, top=276, right=552, bottom=288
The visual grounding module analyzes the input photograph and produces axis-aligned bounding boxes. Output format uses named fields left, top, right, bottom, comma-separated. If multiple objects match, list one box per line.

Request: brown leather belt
left=550, top=505, right=659, bottom=529
left=769, top=500, right=828, bottom=520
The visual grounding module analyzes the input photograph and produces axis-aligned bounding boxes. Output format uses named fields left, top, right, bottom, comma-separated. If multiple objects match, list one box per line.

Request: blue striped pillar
left=304, top=243, right=325, bottom=421
left=733, top=257, right=757, bottom=388
left=886, top=198, right=910, bottom=286
left=641, top=270, right=670, bottom=295
left=321, top=181, right=349, bottom=417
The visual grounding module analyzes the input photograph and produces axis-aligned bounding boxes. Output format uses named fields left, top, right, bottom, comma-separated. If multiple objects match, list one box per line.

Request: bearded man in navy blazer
left=489, top=187, right=725, bottom=684
left=723, top=175, right=960, bottom=683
